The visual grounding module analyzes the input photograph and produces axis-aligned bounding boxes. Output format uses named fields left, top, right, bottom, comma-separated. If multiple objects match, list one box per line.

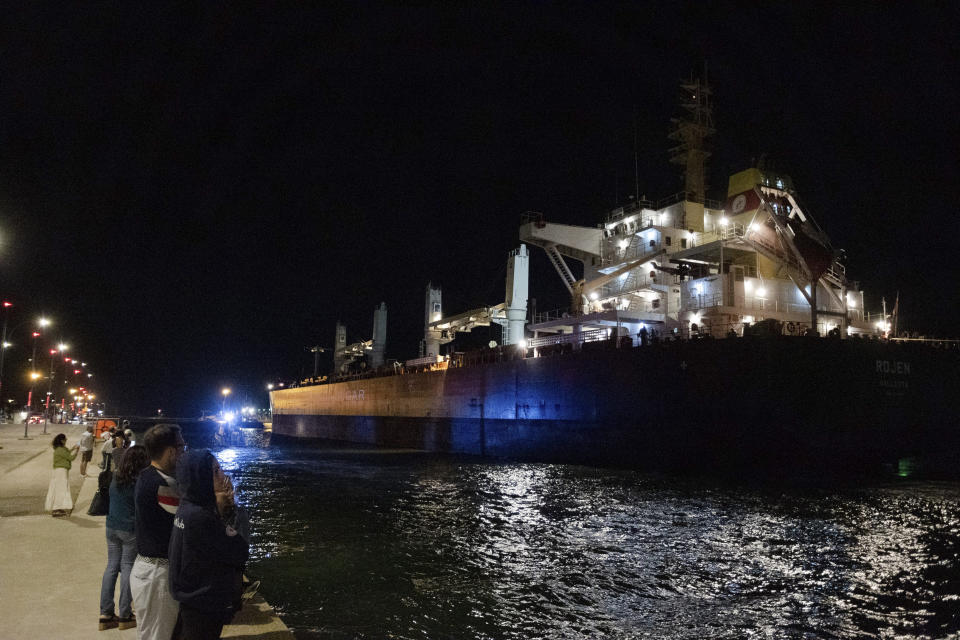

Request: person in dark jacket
left=169, top=449, right=249, bottom=639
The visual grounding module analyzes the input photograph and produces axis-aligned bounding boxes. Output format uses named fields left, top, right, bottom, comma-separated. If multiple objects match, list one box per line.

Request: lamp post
left=22, top=370, right=41, bottom=439
left=27, top=317, right=51, bottom=411
left=26, top=330, right=42, bottom=413
left=0, top=301, right=12, bottom=416
left=221, top=387, right=231, bottom=415
left=43, top=347, right=60, bottom=434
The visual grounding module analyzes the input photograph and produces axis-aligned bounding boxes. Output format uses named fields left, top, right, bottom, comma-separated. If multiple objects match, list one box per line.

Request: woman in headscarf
left=45, top=433, right=79, bottom=516
left=169, top=449, right=249, bottom=639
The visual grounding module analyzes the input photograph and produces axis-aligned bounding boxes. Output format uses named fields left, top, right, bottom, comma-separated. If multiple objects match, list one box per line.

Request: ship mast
left=668, top=70, right=714, bottom=202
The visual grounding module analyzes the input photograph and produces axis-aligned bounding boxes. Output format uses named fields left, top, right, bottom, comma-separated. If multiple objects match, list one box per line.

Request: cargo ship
left=270, top=78, right=959, bottom=474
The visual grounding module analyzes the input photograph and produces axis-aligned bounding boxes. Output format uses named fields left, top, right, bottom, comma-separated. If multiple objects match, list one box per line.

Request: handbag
left=87, top=489, right=109, bottom=516
left=87, top=469, right=113, bottom=516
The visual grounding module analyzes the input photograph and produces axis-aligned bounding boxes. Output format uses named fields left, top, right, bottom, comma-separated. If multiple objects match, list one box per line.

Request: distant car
left=27, top=414, right=44, bottom=424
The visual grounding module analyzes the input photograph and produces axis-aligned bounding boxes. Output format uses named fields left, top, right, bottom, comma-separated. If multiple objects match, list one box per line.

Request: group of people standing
left=100, top=421, right=135, bottom=471
left=46, top=423, right=250, bottom=640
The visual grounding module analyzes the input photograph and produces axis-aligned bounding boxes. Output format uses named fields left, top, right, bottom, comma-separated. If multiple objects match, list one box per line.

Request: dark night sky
left=0, top=3, right=957, bottom=416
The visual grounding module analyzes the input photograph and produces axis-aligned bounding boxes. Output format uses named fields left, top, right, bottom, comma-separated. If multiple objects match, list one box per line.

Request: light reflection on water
left=210, top=440, right=960, bottom=639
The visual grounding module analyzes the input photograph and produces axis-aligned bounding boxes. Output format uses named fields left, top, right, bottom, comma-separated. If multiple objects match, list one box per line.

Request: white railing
left=533, top=308, right=572, bottom=324
left=527, top=329, right=609, bottom=349
left=686, top=292, right=724, bottom=309
left=404, top=355, right=443, bottom=368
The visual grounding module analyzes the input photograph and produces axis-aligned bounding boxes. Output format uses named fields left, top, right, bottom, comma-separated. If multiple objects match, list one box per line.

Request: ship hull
left=271, top=338, right=958, bottom=474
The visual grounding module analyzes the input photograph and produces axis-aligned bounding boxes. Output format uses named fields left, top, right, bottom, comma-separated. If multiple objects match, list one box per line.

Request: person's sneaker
left=98, top=615, right=118, bottom=630
left=242, top=580, right=261, bottom=601
left=117, top=615, right=136, bottom=630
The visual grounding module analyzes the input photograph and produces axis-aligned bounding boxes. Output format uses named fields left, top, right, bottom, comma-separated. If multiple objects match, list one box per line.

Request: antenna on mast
left=633, top=106, right=640, bottom=203
left=668, top=67, right=714, bottom=201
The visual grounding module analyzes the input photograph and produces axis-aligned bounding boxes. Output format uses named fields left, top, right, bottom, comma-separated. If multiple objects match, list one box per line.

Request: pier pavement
left=0, top=422, right=293, bottom=639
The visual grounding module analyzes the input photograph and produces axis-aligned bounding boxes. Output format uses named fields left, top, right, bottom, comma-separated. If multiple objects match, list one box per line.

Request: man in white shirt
left=100, top=429, right=115, bottom=470
left=78, top=424, right=96, bottom=477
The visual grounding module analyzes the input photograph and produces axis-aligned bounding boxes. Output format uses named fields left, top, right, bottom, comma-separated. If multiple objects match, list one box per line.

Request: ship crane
left=421, top=246, right=529, bottom=359
left=332, top=302, right=387, bottom=376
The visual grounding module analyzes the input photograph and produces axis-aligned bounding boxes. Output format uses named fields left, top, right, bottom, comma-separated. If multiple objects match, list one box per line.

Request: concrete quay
left=0, top=422, right=293, bottom=639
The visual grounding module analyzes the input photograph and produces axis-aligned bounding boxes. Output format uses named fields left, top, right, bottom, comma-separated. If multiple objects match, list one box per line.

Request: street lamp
left=221, top=387, right=231, bottom=414
left=27, top=317, right=51, bottom=411
left=0, top=301, right=12, bottom=413
left=27, top=331, right=40, bottom=410
left=42, top=347, right=59, bottom=434
left=22, top=370, right=41, bottom=439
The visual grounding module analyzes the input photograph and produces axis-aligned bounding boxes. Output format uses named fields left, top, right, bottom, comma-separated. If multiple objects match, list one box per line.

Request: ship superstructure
left=520, top=75, right=870, bottom=347
left=520, top=166, right=871, bottom=347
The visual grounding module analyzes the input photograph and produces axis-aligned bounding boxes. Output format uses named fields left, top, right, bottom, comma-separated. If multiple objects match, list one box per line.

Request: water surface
left=213, top=438, right=960, bottom=639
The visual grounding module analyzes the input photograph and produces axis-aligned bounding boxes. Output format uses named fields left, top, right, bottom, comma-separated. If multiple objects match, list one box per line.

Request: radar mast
left=668, top=70, right=714, bottom=202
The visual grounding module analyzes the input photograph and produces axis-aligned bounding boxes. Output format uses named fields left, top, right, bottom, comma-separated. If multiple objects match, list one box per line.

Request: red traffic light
left=49, top=349, right=57, bottom=355
left=2, top=301, right=11, bottom=308
left=32, top=331, right=41, bottom=338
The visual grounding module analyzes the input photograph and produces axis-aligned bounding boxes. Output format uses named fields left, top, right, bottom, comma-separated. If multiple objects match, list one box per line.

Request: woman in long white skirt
left=45, top=433, right=79, bottom=516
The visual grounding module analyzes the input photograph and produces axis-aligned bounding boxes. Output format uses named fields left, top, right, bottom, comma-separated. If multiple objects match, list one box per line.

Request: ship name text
left=876, top=360, right=910, bottom=375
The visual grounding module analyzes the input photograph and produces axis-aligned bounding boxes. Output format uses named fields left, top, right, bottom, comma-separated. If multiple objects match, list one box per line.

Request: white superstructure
left=520, top=167, right=878, bottom=344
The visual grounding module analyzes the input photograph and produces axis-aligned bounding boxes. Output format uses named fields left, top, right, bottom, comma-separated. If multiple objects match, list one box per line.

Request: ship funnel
left=504, top=245, right=529, bottom=345
left=370, top=302, right=387, bottom=368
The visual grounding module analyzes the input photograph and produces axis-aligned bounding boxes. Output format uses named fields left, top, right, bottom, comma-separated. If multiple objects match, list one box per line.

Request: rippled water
left=211, top=435, right=960, bottom=639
